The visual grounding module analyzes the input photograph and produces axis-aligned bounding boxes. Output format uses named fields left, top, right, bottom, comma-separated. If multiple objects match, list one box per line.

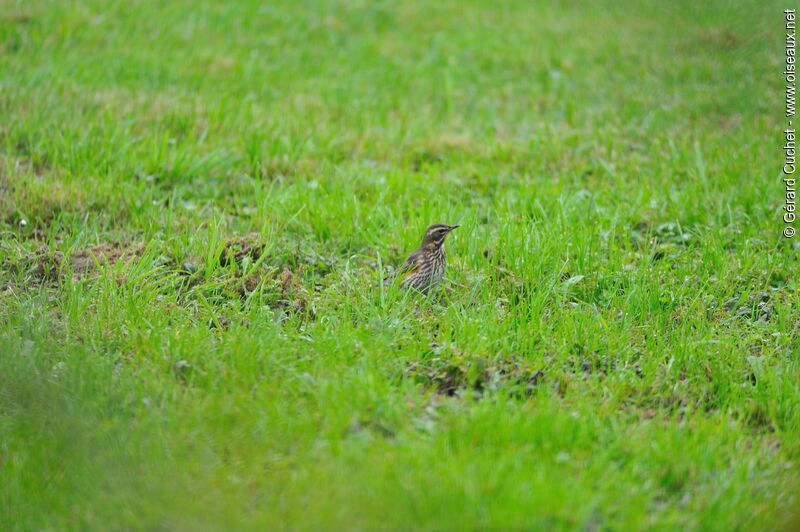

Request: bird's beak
left=447, top=225, right=460, bottom=232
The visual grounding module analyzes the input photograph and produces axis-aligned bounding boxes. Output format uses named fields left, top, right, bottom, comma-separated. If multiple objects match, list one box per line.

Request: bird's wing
left=400, top=250, right=423, bottom=273
left=384, top=250, right=422, bottom=284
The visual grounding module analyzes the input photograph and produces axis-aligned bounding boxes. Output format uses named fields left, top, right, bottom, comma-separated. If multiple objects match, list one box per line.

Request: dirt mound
left=30, top=243, right=141, bottom=282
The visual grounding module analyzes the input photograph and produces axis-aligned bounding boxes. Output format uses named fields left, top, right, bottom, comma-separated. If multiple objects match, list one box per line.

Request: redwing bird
left=385, top=223, right=460, bottom=293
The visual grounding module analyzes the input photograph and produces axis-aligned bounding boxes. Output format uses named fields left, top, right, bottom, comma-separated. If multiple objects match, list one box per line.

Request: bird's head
left=421, top=223, right=459, bottom=248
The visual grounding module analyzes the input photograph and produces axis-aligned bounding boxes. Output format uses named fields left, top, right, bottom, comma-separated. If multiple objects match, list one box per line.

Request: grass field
left=1, top=0, right=798, bottom=529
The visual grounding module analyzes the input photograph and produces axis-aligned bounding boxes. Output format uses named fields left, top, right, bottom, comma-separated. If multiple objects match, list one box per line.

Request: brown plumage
left=385, top=223, right=459, bottom=293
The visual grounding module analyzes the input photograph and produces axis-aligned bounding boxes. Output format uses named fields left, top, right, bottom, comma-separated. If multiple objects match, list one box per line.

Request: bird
left=385, top=223, right=460, bottom=293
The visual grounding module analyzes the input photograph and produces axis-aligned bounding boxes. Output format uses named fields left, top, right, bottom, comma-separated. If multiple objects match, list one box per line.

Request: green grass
left=1, top=0, right=798, bottom=529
